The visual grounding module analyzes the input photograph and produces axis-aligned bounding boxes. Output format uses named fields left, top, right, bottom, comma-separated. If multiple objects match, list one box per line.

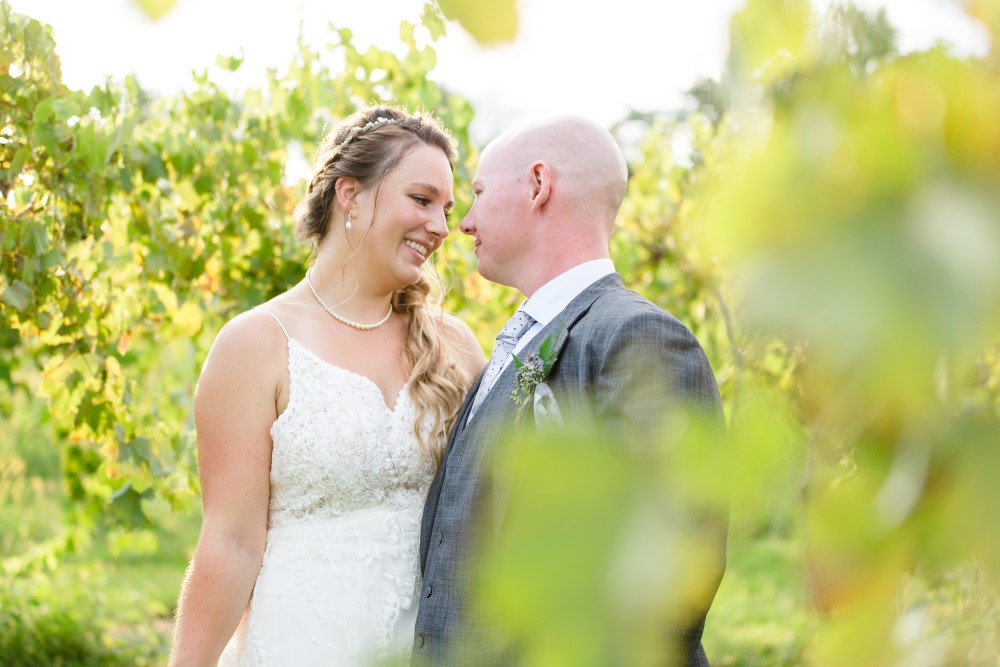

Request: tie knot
left=496, top=310, right=535, bottom=351
left=467, top=309, right=538, bottom=421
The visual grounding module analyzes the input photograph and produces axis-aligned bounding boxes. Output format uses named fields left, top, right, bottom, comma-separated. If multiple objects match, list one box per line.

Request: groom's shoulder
left=570, top=284, right=709, bottom=359
left=583, top=283, right=683, bottom=330
left=592, top=284, right=658, bottom=311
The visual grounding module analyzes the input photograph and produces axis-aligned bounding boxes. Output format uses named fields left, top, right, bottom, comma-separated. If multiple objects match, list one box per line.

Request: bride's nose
left=427, top=209, right=449, bottom=238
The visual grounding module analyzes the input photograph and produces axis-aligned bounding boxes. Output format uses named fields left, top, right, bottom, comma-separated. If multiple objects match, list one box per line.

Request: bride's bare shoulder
left=437, top=311, right=487, bottom=376
left=197, top=307, right=290, bottom=387
left=212, top=308, right=286, bottom=356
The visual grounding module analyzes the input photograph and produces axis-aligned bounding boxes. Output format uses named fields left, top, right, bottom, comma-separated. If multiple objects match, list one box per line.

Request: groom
left=413, top=116, right=726, bottom=666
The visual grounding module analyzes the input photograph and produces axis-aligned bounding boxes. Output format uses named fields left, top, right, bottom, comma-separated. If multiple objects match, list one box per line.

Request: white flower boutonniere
left=511, top=325, right=565, bottom=427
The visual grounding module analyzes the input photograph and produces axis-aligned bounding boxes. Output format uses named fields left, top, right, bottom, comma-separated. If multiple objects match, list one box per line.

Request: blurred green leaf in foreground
left=696, top=0, right=1000, bottom=664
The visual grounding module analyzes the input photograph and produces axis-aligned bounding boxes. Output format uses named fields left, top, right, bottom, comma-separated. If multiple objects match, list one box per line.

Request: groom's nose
left=460, top=208, right=476, bottom=236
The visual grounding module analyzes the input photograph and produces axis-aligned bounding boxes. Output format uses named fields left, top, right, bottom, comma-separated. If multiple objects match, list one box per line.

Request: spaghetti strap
left=260, top=309, right=290, bottom=341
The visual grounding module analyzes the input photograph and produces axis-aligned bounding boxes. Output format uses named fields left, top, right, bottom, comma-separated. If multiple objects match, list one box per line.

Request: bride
left=169, top=106, right=485, bottom=666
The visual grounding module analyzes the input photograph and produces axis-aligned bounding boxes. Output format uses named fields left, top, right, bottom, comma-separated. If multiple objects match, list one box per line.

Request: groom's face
left=461, top=145, right=525, bottom=288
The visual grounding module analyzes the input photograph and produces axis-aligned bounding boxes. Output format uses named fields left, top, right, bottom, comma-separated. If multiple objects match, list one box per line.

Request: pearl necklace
left=305, top=270, right=393, bottom=331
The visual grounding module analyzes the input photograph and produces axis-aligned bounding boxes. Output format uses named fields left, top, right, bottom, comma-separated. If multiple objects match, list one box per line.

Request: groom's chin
left=476, top=266, right=516, bottom=290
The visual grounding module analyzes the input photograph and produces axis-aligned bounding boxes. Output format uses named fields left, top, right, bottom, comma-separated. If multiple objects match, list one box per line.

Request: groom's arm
left=590, top=302, right=727, bottom=666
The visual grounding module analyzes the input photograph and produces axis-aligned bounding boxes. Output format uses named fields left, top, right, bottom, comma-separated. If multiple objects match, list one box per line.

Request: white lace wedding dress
left=219, top=315, right=436, bottom=666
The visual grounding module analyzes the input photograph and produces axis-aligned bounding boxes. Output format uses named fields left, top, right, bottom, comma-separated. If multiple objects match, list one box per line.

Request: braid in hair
left=393, top=273, right=474, bottom=463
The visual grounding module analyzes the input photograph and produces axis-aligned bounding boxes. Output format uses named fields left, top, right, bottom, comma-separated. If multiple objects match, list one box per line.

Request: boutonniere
left=511, top=324, right=565, bottom=427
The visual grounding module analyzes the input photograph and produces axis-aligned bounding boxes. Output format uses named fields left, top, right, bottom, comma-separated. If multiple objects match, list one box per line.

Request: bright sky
left=9, top=0, right=991, bottom=143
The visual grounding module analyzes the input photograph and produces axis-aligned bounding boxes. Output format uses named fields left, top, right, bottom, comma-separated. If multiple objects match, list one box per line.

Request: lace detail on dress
left=219, top=338, right=437, bottom=666
left=268, top=340, right=436, bottom=527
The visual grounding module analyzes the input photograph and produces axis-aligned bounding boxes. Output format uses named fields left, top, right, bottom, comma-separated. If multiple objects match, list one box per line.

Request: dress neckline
left=288, top=338, right=410, bottom=413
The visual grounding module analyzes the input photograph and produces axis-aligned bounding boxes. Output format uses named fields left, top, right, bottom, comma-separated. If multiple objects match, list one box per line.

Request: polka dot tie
left=468, top=309, right=536, bottom=419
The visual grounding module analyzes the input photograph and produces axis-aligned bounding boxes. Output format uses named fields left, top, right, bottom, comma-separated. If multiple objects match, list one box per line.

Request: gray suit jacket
left=413, top=273, right=726, bottom=666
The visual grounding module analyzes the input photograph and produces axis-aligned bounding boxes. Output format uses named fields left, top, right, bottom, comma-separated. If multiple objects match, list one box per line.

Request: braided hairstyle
left=294, top=106, right=474, bottom=462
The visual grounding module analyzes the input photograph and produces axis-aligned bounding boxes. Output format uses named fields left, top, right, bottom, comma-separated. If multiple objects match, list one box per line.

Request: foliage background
left=2, top=0, right=999, bottom=664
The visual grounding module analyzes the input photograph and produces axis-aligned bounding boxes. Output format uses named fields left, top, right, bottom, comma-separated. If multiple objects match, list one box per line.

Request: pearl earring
left=345, top=209, right=353, bottom=230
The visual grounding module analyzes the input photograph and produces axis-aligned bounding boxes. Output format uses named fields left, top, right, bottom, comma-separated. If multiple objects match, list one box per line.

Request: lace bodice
left=219, top=321, right=436, bottom=666
left=267, top=338, right=436, bottom=528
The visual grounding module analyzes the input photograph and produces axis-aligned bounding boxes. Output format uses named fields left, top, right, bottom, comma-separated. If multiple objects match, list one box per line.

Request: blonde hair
left=294, top=106, right=474, bottom=462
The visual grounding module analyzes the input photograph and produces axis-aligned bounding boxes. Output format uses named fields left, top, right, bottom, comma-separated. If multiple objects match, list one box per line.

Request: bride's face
left=352, top=144, right=454, bottom=291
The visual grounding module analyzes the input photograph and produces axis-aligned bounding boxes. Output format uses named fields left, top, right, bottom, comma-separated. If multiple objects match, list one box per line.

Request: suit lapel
left=474, top=274, right=624, bottom=534
left=455, top=373, right=484, bottom=436
left=467, top=273, right=624, bottom=432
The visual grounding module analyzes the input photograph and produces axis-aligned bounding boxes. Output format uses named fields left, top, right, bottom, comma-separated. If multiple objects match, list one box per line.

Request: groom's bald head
left=462, top=115, right=629, bottom=295
left=483, top=115, right=629, bottom=228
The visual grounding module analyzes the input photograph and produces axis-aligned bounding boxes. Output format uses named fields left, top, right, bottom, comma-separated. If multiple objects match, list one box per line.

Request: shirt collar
left=521, top=259, right=616, bottom=327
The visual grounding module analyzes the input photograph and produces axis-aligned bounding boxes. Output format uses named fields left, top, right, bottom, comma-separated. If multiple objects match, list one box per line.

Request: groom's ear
left=529, top=160, right=551, bottom=211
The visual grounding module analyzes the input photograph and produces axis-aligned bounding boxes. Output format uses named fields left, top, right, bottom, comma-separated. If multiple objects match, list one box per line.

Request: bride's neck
left=306, top=260, right=393, bottom=318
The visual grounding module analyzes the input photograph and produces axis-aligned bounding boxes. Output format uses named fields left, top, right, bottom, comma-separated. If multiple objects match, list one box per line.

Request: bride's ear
left=334, top=177, right=360, bottom=213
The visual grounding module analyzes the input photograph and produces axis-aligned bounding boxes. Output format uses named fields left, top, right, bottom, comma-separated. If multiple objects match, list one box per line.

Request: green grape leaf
left=1, top=280, right=33, bottom=311
left=132, top=0, right=177, bottom=21
left=3, top=146, right=28, bottom=181
left=436, top=0, right=517, bottom=44
left=421, top=3, right=447, bottom=41
left=400, top=21, right=416, bottom=48
left=215, top=50, right=245, bottom=72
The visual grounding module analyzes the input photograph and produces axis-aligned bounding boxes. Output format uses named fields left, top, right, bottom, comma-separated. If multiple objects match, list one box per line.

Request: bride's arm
left=170, top=312, right=281, bottom=666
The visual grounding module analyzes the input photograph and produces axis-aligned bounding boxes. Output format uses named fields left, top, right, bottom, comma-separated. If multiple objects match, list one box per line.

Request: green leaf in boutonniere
left=510, top=323, right=565, bottom=409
